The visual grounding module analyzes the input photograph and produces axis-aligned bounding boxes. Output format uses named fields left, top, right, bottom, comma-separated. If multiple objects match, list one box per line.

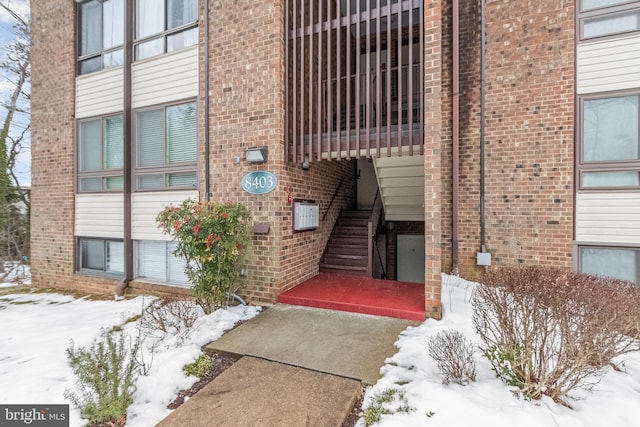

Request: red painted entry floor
left=278, top=273, right=425, bottom=321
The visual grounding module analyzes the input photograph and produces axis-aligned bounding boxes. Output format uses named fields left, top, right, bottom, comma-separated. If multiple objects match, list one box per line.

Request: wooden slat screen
left=285, top=0, right=424, bottom=163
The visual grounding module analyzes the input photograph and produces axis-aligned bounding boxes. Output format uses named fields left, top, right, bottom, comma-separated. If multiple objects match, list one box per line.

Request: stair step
left=334, top=226, right=368, bottom=236
left=318, top=267, right=369, bottom=277
left=340, top=210, right=371, bottom=218
left=327, top=245, right=368, bottom=256
left=337, top=217, right=370, bottom=227
left=323, top=255, right=367, bottom=267
left=331, top=236, right=368, bottom=246
left=319, top=263, right=367, bottom=272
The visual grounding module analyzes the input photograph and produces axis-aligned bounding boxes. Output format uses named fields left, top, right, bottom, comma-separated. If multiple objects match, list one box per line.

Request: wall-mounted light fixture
left=245, top=146, right=268, bottom=164
left=302, top=155, right=310, bottom=170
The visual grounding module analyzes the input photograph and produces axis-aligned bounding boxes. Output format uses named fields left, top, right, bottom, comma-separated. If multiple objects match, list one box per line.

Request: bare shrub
left=140, top=298, right=202, bottom=338
left=428, top=329, right=477, bottom=385
left=473, top=266, right=640, bottom=407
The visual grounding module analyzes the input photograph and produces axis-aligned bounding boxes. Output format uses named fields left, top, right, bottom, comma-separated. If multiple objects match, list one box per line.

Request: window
left=135, top=0, right=198, bottom=60
left=579, top=0, right=640, bottom=40
left=135, top=240, right=188, bottom=286
left=135, top=101, right=197, bottom=190
left=78, top=238, right=124, bottom=275
left=78, top=0, right=124, bottom=75
left=78, top=115, right=124, bottom=192
left=578, top=93, right=640, bottom=189
left=579, top=246, right=640, bottom=285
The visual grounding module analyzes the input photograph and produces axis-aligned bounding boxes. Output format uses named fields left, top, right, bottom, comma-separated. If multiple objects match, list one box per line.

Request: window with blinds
left=285, top=0, right=424, bottom=162
left=78, top=238, right=124, bottom=275
left=135, top=240, right=189, bottom=287
left=77, top=114, right=124, bottom=192
left=134, top=101, right=198, bottom=190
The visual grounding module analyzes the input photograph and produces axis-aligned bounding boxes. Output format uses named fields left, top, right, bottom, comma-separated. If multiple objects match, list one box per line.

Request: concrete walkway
left=158, top=305, right=417, bottom=426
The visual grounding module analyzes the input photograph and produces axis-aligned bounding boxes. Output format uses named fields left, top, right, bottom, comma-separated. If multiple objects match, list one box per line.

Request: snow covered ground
left=0, top=282, right=260, bottom=426
left=359, top=274, right=640, bottom=427
left=1, top=272, right=639, bottom=426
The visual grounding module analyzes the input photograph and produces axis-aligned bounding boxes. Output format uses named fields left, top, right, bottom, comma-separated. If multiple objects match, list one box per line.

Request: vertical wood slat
left=308, top=2, right=314, bottom=161
left=346, top=0, right=352, bottom=159
left=375, top=0, right=381, bottom=157
left=327, top=1, right=332, bottom=156
left=408, top=3, right=414, bottom=155
left=336, top=0, right=342, bottom=160
left=365, top=1, right=372, bottom=157
left=396, top=3, right=403, bottom=156
left=287, top=0, right=292, bottom=162
left=419, top=0, right=424, bottom=155
left=386, top=2, right=392, bottom=156
left=285, top=0, right=423, bottom=163
left=316, top=3, right=322, bottom=161
left=355, top=0, right=361, bottom=158
left=299, top=1, right=305, bottom=162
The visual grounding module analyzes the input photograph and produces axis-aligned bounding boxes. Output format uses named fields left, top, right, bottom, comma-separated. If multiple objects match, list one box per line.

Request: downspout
left=203, top=0, right=211, bottom=201
left=117, top=0, right=135, bottom=299
left=480, top=0, right=487, bottom=254
left=452, top=0, right=460, bottom=275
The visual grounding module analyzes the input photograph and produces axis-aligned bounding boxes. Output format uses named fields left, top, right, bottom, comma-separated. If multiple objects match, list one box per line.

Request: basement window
left=579, top=246, right=640, bottom=285
left=135, top=240, right=189, bottom=287
left=78, top=238, right=124, bottom=275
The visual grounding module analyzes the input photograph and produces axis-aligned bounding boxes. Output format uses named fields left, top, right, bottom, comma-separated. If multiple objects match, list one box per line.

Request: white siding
left=132, top=47, right=198, bottom=109
left=577, top=34, right=640, bottom=94
left=575, top=192, right=640, bottom=244
left=76, top=67, right=124, bottom=118
left=132, top=190, right=198, bottom=241
left=75, top=193, right=124, bottom=238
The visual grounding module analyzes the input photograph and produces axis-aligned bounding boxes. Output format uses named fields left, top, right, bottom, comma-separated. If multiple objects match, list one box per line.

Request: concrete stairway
left=320, top=210, right=370, bottom=276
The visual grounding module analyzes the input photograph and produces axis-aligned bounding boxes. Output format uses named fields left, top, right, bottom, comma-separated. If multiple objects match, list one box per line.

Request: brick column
left=423, top=0, right=443, bottom=319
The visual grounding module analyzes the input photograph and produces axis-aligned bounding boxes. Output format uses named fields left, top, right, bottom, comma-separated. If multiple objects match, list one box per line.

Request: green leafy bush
left=473, top=266, right=640, bottom=407
left=157, top=199, right=251, bottom=313
left=65, top=332, right=139, bottom=425
left=183, top=353, right=212, bottom=378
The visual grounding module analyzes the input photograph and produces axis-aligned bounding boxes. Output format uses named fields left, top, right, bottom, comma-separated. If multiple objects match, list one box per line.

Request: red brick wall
left=443, top=0, right=575, bottom=281
left=30, top=0, right=96, bottom=294
left=206, top=0, right=356, bottom=305
left=424, top=0, right=444, bottom=319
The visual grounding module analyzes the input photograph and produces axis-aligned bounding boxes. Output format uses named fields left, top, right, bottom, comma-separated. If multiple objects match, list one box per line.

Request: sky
left=2, top=271, right=640, bottom=426
left=0, top=0, right=30, bottom=187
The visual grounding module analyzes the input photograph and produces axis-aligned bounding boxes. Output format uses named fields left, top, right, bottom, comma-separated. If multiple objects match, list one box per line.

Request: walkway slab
left=206, top=304, right=417, bottom=385
left=157, top=357, right=360, bottom=427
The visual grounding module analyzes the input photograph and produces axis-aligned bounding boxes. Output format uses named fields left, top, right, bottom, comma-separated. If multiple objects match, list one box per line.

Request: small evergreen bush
left=428, top=329, right=477, bottom=385
left=65, top=331, right=139, bottom=425
left=183, top=353, right=212, bottom=378
left=362, top=388, right=415, bottom=426
left=473, top=265, right=640, bottom=407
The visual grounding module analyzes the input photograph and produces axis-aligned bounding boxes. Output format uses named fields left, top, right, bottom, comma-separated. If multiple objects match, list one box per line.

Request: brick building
left=30, top=0, right=640, bottom=320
